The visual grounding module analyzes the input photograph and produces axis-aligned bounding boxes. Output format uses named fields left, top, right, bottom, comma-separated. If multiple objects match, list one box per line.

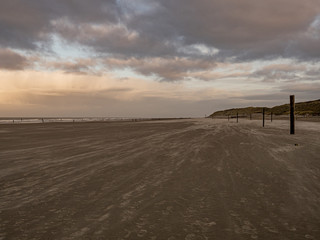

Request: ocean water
left=0, top=117, right=137, bottom=124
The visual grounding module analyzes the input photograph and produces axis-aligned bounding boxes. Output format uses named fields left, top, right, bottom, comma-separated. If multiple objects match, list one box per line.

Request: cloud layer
left=0, top=0, right=319, bottom=116
left=1, top=0, right=319, bottom=59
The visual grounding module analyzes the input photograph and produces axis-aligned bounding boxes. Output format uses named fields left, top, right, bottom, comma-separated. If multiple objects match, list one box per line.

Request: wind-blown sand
left=0, top=119, right=320, bottom=239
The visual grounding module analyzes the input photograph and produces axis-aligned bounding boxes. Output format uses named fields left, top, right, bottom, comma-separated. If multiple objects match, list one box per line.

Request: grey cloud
left=101, top=87, right=132, bottom=93
left=0, top=0, right=49, bottom=49
left=251, top=63, right=320, bottom=82
left=104, top=57, right=216, bottom=81
left=45, top=58, right=99, bottom=75
left=43, top=55, right=218, bottom=81
left=251, top=64, right=307, bottom=82
left=0, top=0, right=119, bottom=50
left=0, top=48, right=29, bottom=70
left=189, top=71, right=250, bottom=81
left=53, top=21, right=176, bottom=58
left=126, top=0, right=320, bottom=60
left=280, top=83, right=320, bottom=97
left=0, top=0, right=319, bottom=70
left=279, top=84, right=320, bottom=102
left=306, top=67, right=320, bottom=78
left=286, top=18, right=320, bottom=60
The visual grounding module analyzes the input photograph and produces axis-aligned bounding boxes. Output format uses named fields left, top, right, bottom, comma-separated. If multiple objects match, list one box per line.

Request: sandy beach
left=0, top=118, right=320, bottom=240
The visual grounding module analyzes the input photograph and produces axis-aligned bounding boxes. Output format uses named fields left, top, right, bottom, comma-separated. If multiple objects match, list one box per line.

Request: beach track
left=0, top=119, right=320, bottom=239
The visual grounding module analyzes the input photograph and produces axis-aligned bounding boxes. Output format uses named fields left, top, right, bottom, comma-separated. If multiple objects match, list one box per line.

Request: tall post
left=290, top=95, right=295, bottom=134
left=263, top=108, right=265, bottom=127
left=271, top=112, right=273, bottom=122
left=237, top=112, right=239, bottom=123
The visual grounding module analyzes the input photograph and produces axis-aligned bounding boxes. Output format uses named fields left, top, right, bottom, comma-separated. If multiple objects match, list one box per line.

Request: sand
left=0, top=118, right=320, bottom=239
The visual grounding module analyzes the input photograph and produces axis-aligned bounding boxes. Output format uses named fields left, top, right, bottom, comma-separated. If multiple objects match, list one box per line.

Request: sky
left=0, top=0, right=320, bottom=117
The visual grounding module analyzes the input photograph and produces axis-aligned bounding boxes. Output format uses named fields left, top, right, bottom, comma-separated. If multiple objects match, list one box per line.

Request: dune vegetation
left=210, top=99, right=320, bottom=117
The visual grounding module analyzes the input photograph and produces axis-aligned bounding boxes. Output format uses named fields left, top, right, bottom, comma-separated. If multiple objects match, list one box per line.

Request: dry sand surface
left=0, top=118, right=320, bottom=240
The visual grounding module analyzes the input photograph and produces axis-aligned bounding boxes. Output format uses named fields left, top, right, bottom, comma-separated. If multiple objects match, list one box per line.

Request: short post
left=263, top=108, right=265, bottom=127
left=237, top=112, right=239, bottom=123
left=271, top=112, right=273, bottom=122
left=290, top=95, right=295, bottom=134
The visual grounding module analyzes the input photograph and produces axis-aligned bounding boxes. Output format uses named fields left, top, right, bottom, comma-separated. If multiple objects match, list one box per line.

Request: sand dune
left=0, top=119, right=320, bottom=239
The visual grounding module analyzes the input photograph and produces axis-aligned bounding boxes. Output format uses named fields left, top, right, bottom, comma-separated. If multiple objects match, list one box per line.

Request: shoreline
left=0, top=117, right=192, bottom=124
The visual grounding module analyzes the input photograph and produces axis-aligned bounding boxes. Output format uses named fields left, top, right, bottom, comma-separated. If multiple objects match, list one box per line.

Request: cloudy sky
left=1, top=0, right=320, bottom=117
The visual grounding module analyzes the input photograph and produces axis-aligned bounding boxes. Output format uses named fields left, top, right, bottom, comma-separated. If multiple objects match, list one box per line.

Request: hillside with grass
left=210, top=99, right=320, bottom=117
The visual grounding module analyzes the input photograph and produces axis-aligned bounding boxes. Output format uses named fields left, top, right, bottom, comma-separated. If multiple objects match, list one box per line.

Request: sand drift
left=0, top=119, right=320, bottom=239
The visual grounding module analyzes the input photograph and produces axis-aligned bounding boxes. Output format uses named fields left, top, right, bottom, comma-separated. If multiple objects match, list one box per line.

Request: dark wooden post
left=237, top=112, right=239, bottom=123
left=271, top=112, right=273, bottom=122
left=263, top=108, right=265, bottom=127
left=290, top=95, right=295, bottom=134
left=250, top=113, right=252, bottom=120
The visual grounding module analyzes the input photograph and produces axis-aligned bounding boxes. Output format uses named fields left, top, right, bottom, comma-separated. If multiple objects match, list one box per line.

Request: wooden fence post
left=290, top=95, right=295, bottom=134
left=271, top=112, right=273, bottom=122
left=263, top=108, right=265, bottom=127
left=237, top=112, right=239, bottom=123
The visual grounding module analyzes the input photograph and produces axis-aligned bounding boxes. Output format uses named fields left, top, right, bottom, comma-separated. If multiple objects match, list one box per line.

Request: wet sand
left=0, top=119, right=320, bottom=239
